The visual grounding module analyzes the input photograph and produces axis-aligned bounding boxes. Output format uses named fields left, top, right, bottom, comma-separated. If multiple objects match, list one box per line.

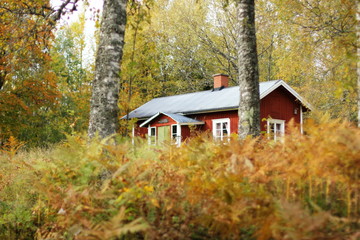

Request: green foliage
left=0, top=5, right=92, bottom=148
left=118, top=0, right=357, bottom=125
left=50, top=11, right=92, bottom=136
left=257, top=0, right=357, bottom=121
left=0, top=120, right=359, bottom=239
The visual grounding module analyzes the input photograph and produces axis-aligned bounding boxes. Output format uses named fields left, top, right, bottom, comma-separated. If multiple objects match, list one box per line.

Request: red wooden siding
left=149, top=115, right=177, bottom=127
left=187, top=111, right=239, bottom=135
left=181, top=125, right=191, bottom=141
left=135, top=126, right=148, bottom=137
left=260, top=86, right=301, bottom=132
left=134, top=120, right=147, bottom=137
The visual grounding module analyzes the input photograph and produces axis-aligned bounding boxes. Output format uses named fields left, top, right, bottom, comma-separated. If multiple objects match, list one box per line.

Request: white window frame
left=267, top=119, right=285, bottom=142
left=171, top=124, right=181, bottom=147
left=148, top=127, right=156, bottom=145
left=212, top=118, right=230, bottom=142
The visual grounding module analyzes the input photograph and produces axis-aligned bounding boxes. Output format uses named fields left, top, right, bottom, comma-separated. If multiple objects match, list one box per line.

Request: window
left=148, top=127, right=156, bottom=145
left=171, top=124, right=181, bottom=146
left=212, top=118, right=230, bottom=141
left=171, top=125, right=177, bottom=139
left=267, top=119, right=285, bottom=141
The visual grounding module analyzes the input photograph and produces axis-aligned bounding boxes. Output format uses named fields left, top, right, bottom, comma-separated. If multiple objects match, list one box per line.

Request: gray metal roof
left=164, top=113, right=205, bottom=124
left=127, top=80, right=311, bottom=119
left=139, top=112, right=204, bottom=127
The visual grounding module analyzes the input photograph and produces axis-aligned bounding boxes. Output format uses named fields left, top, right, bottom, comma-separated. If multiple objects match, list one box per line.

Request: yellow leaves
left=150, top=198, right=160, bottom=208
left=0, top=136, right=24, bottom=159
left=143, top=185, right=154, bottom=193
left=1, top=119, right=359, bottom=238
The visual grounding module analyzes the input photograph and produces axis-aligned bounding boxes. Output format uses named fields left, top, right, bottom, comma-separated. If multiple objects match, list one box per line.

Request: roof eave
left=139, top=112, right=205, bottom=127
left=179, top=121, right=205, bottom=126
left=182, top=107, right=238, bottom=115
left=139, top=112, right=161, bottom=127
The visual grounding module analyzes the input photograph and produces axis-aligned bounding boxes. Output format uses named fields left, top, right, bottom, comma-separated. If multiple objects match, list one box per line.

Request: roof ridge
left=151, top=80, right=282, bottom=100
left=150, top=85, right=240, bottom=100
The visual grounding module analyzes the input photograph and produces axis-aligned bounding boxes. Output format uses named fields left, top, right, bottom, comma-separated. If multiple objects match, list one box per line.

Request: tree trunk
left=88, top=0, right=127, bottom=139
left=357, top=0, right=360, bottom=127
left=236, top=0, right=260, bottom=138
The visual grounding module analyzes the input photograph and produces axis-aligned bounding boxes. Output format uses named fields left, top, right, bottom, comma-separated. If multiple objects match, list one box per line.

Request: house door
left=157, top=126, right=170, bottom=144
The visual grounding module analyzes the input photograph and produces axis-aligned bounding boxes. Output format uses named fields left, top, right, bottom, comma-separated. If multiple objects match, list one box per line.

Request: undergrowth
left=0, top=119, right=359, bottom=239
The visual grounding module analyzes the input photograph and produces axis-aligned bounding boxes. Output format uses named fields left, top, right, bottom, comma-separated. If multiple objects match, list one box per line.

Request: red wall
left=177, top=111, right=238, bottom=140
left=134, top=120, right=147, bottom=137
left=149, top=115, right=177, bottom=127
left=181, top=125, right=191, bottom=141
left=186, top=111, right=239, bottom=138
left=260, top=86, right=301, bottom=132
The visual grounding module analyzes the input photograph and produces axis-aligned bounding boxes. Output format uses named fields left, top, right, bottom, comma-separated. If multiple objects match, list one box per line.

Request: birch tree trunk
left=357, top=0, right=360, bottom=127
left=236, top=0, right=260, bottom=138
left=88, top=0, right=127, bottom=138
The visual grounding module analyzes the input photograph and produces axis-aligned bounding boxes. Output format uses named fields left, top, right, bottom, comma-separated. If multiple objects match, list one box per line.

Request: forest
left=0, top=0, right=359, bottom=239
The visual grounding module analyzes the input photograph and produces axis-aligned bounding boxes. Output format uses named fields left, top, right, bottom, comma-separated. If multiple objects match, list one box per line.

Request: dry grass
left=0, top=119, right=359, bottom=239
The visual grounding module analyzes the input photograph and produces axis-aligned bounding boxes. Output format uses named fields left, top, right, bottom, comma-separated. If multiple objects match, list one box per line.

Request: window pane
left=213, top=119, right=230, bottom=141
left=267, top=120, right=285, bottom=141
left=172, top=125, right=177, bottom=140
left=270, top=123, right=275, bottom=132
left=216, top=123, right=221, bottom=137
left=269, top=123, right=275, bottom=139
left=276, top=123, right=282, bottom=137
left=223, top=122, right=228, bottom=136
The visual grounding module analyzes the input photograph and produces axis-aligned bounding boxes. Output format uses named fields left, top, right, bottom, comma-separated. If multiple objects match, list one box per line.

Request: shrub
left=0, top=119, right=359, bottom=239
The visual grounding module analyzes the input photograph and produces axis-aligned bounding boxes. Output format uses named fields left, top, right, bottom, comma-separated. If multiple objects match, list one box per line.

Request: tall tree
left=88, top=0, right=128, bottom=139
left=236, top=0, right=260, bottom=138
left=0, top=0, right=79, bottom=146
left=357, top=0, right=360, bottom=127
left=51, top=11, right=92, bottom=135
left=149, top=0, right=218, bottom=93
left=273, top=0, right=357, bottom=122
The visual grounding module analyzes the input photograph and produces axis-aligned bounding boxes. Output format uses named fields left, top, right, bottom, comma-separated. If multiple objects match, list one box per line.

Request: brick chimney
left=213, top=74, right=229, bottom=89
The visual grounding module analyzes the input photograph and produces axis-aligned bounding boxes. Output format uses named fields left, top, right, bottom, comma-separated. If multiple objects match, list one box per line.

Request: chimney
left=213, top=74, right=229, bottom=89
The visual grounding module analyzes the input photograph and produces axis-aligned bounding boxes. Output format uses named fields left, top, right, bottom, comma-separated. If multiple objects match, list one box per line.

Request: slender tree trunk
left=236, top=0, right=260, bottom=138
left=88, top=0, right=128, bottom=139
left=357, top=0, right=360, bottom=127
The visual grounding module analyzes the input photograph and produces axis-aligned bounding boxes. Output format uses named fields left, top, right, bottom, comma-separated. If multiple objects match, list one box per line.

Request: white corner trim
left=140, top=112, right=161, bottom=127
left=260, top=80, right=282, bottom=99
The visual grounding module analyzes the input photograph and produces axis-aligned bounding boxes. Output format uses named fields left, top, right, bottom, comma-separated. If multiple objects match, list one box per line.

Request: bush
left=0, top=120, right=359, bottom=239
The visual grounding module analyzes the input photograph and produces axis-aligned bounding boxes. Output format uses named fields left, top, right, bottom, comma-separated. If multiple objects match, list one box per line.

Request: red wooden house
left=126, top=74, right=312, bottom=145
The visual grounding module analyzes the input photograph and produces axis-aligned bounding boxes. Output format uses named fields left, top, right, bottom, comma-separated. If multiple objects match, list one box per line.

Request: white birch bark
left=88, top=0, right=127, bottom=138
left=236, top=0, right=260, bottom=138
